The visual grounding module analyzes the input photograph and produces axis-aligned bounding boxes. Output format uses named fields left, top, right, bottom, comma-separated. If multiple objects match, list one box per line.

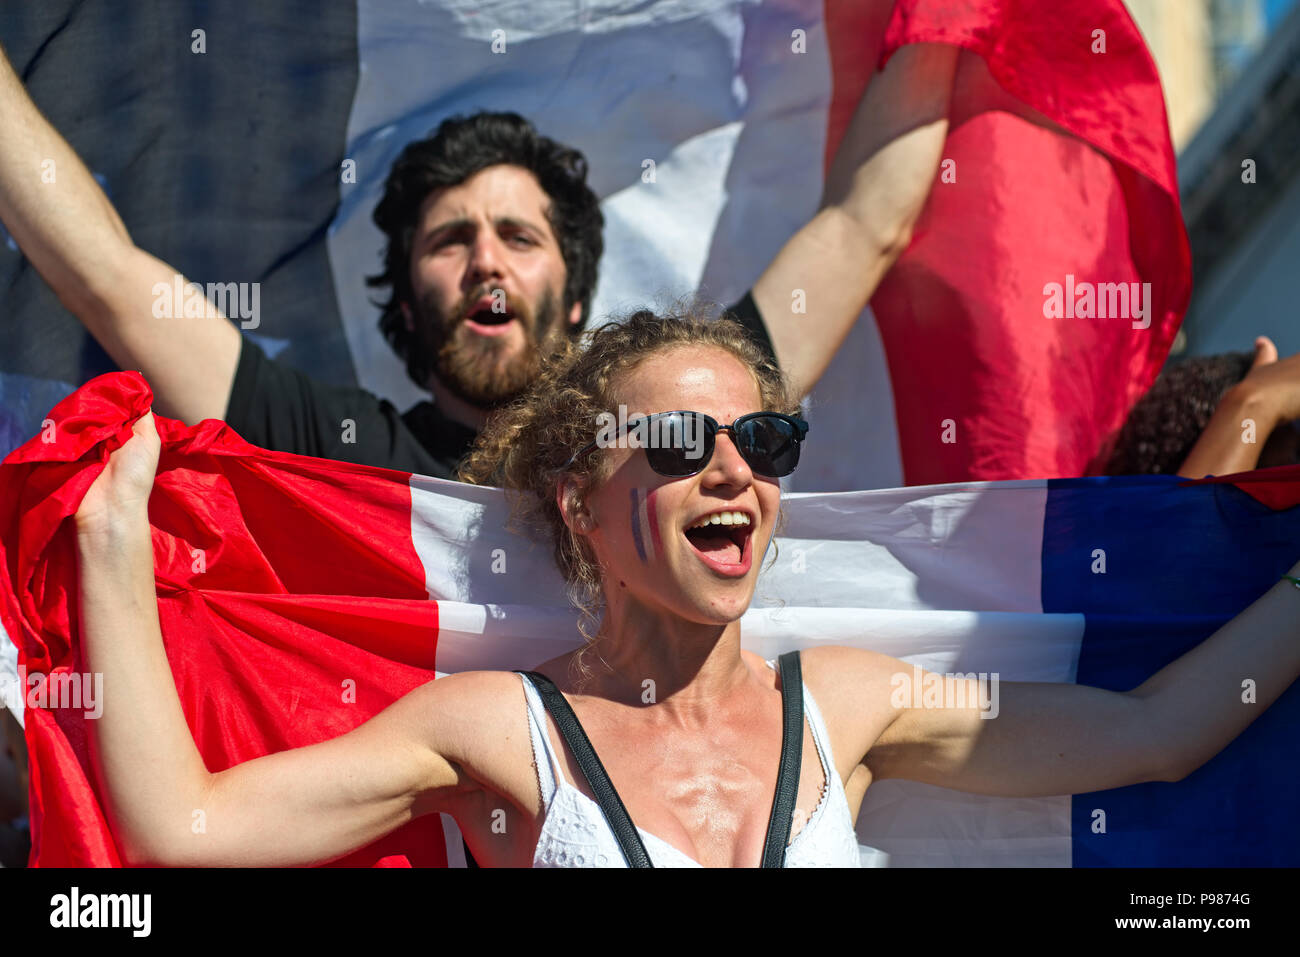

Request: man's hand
left=751, top=43, right=958, bottom=399
left=0, top=42, right=241, bottom=425
left=1233, top=336, right=1300, bottom=426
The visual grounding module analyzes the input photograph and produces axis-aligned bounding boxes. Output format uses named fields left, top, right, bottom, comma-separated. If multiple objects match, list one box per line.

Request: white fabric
left=520, top=662, right=860, bottom=867
left=0, top=620, right=19, bottom=728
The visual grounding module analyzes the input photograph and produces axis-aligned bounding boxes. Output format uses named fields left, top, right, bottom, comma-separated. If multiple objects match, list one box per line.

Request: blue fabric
left=1042, top=475, right=1300, bottom=865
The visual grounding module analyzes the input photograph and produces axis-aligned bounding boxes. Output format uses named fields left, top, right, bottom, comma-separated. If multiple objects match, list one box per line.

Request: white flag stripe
left=411, top=476, right=1051, bottom=613
left=857, top=781, right=1072, bottom=867
left=411, top=474, right=1077, bottom=865
left=0, top=619, right=19, bottom=727
left=433, top=600, right=1082, bottom=680
left=788, top=306, right=905, bottom=492
left=596, top=123, right=742, bottom=313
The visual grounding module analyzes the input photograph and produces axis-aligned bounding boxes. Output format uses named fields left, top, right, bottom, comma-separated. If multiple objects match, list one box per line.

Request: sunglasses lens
left=640, top=412, right=805, bottom=477
left=644, top=413, right=713, bottom=476
left=737, top=415, right=802, bottom=477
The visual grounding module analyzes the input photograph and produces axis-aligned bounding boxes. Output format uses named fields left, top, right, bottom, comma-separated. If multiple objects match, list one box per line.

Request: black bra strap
left=519, top=670, right=654, bottom=868
left=520, top=654, right=802, bottom=869
left=760, top=651, right=804, bottom=867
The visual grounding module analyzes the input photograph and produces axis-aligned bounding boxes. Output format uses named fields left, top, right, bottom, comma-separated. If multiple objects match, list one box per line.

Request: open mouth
left=683, top=509, right=753, bottom=568
left=466, top=307, right=514, bottom=326
left=463, top=298, right=518, bottom=331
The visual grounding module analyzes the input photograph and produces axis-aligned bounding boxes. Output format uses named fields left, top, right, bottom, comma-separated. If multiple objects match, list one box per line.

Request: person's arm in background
left=750, top=43, right=957, bottom=399
left=0, top=42, right=240, bottom=425
left=1179, top=337, right=1300, bottom=478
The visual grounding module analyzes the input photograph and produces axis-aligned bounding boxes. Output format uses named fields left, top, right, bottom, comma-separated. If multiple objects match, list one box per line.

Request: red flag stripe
left=823, top=0, right=1192, bottom=485
left=1, top=372, right=446, bottom=866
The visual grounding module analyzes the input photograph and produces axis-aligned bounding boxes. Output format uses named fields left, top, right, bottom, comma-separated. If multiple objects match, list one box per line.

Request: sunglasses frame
left=563, top=410, right=809, bottom=477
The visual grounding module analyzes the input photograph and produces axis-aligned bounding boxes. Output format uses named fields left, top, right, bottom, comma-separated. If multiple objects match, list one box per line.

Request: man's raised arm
left=0, top=42, right=240, bottom=425
left=751, top=43, right=957, bottom=399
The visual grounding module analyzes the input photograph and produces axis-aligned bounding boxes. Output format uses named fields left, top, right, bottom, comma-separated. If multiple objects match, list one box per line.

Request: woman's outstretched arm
left=74, top=413, right=476, bottom=866
left=1122, top=567, right=1300, bottom=779
left=827, top=564, right=1300, bottom=797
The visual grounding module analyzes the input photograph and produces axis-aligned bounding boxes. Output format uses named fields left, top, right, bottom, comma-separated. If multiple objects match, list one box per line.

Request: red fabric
left=1184, top=465, right=1300, bottom=512
left=0, top=372, right=447, bottom=867
left=825, top=0, right=1192, bottom=484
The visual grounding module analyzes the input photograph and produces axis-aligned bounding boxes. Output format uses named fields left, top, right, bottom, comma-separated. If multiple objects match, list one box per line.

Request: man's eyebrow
left=495, top=215, right=548, bottom=237
left=422, top=215, right=549, bottom=243
left=420, top=217, right=473, bottom=243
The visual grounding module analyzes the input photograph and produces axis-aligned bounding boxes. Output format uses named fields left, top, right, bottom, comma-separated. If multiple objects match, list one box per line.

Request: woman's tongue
left=686, top=526, right=742, bottom=564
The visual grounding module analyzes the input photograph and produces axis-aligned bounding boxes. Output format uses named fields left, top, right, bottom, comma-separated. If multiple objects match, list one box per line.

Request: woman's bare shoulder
left=417, top=668, right=533, bottom=725
left=399, top=670, right=536, bottom=771
left=408, top=669, right=543, bottom=810
left=796, top=646, right=908, bottom=767
left=797, top=645, right=904, bottom=693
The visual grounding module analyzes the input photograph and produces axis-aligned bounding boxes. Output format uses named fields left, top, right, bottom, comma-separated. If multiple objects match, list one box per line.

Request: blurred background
left=1129, top=0, right=1300, bottom=359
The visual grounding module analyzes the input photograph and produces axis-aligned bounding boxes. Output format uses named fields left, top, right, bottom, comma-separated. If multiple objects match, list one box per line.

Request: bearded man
left=0, top=42, right=955, bottom=480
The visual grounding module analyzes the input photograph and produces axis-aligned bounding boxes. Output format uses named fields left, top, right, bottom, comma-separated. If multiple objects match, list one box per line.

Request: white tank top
left=520, top=661, right=862, bottom=867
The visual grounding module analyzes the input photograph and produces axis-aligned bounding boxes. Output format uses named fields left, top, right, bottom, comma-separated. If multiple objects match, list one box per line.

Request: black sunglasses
left=563, top=410, right=809, bottom=478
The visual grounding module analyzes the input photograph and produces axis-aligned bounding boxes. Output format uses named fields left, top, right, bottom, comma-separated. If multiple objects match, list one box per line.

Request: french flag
left=2, top=374, right=1296, bottom=867
left=2, top=0, right=1190, bottom=491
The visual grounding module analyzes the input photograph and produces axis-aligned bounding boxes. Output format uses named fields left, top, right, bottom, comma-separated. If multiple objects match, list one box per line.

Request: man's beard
left=413, top=285, right=567, bottom=410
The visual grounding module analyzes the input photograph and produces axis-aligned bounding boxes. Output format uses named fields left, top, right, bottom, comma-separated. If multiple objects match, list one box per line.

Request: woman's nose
left=701, top=429, right=752, bottom=484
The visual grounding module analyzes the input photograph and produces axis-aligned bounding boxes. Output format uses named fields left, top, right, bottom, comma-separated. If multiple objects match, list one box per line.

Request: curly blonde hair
left=459, top=305, right=800, bottom=676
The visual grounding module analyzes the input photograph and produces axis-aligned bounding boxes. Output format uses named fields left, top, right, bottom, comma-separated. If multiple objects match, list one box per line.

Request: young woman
left=74, top=310, right=1300, bottom=867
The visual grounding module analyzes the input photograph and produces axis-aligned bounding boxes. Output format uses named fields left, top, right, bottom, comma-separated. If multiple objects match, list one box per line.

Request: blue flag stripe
left=1042, top=475, right=1300, bottom=865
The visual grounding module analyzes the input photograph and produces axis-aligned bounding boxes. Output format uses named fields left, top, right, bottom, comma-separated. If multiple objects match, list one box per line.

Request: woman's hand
left=74, top=411, right=161, bottom=532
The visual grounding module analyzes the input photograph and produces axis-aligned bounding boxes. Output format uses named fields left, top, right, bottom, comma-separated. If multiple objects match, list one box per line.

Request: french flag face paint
left=629, top=487, right=662, bottom=564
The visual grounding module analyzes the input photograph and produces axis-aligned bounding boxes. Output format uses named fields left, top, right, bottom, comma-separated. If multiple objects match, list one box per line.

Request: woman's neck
left=575, top=607, right=755, bottom=726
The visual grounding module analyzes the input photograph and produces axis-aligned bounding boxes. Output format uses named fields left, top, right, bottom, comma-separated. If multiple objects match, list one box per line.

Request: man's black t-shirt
left=223, top=292, right=775, bottom=479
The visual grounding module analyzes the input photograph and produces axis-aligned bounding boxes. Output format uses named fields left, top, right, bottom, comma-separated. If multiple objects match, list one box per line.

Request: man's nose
left=466, top=230, right=505, bottom=284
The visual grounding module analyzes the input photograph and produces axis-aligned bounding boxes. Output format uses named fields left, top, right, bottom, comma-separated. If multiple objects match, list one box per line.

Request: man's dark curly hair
left=1104, top=351, right=1255, bottom=475
left=366, top=112, right=604, bottom=390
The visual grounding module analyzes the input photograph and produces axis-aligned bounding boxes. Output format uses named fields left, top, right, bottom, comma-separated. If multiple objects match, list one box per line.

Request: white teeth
left=687, top=510, right=752, bottom=530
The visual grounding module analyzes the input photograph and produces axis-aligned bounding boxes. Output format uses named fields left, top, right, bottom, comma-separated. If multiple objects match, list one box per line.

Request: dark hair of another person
left=1104, top=351, right=1254, bottom=475
left=366, top=112, right=605, bottom=390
